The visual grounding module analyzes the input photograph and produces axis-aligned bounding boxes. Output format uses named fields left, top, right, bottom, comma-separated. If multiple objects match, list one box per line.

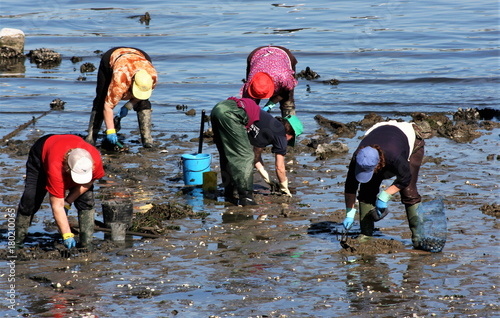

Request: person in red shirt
left=15, top=134, right=105, bottom=249
left=85, top=47, right=158, bottom=148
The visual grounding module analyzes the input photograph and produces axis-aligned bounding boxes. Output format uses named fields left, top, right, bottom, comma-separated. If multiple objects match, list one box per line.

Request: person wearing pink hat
left=241, top=45, right=298, bottom=117
left=14, top=134, right=105, bottom=250
left=342, top=121, right=426, bottom=248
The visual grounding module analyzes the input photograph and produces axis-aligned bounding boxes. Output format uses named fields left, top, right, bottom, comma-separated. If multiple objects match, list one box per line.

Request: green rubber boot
left=405, top=203, right=421, bottom=248
left=85, top=110, right=102, bottom=145
left=280, top=101, right=296, bottom=117
left=78, top=209, right=95, bottom=248
left=137, top=109, right=153, bottom=148
left=14, top=213, right=32, bottom=249
left=359, top=202, right=375, bottom=236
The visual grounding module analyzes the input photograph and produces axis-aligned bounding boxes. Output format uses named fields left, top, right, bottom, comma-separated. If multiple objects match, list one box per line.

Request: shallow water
left=1, top=0, right=499, bottom=317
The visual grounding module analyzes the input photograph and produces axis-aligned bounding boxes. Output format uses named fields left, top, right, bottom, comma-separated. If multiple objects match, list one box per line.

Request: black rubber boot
left=405, top=203, right=421, bottom=248
left=14, top=213, right=32, bottom=249
left=85, top=110, right=102, bottom=145
left=359, top=202, right=375, bottom=236
left=224, top=183, right=238, bottom=205
left=280, top=101, right=296, bottom=117
left=238, top=191, right=258, bottom=207
left=78, top=209, right=95, bottom=248
left=137, top=109, right=153, bottom=148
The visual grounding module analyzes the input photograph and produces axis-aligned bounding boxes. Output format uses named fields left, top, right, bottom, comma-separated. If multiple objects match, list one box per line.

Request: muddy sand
left=0, top=108, right=499, bottom=317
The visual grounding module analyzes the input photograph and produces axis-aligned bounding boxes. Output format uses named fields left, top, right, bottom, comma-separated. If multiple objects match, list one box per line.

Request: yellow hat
left=132, top=69, right=153, bottom=100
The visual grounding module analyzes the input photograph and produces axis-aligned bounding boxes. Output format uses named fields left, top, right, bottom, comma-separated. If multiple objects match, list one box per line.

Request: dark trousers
left=90, top=47, right=153, bottom=134
left=358, top=138, right=425, bottom=207
left=17, top=135, right=95, bottom=217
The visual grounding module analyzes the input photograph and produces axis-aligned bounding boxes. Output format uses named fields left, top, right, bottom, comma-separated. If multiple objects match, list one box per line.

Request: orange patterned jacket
left=105, top=48, right=158, bottom=109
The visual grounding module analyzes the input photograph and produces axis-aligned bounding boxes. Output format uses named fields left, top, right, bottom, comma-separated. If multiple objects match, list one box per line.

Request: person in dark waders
left=210, top=97, right=303, bottom=206
left=15, top=134, right=105, bottom=249
left=342, top=121, right=427, bottom=249
left=240, top=45, right=298, bottom=117
left=85, top=47, right=158, bottom=148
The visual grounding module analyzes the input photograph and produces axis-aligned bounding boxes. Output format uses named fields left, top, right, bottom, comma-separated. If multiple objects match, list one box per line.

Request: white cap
left=67, top=148, right=93, bottom=184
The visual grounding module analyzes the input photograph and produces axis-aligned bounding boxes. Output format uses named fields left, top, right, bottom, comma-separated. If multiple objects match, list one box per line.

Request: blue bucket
left=181, top=153, right=211, bottom=185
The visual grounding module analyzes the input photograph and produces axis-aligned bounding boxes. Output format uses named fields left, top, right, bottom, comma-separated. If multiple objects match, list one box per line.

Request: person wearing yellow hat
left=14, top=134, right=105, bottom=250
left=241, top=45, right=298, bottom=117
left=85, top=47, right=158, bottom=148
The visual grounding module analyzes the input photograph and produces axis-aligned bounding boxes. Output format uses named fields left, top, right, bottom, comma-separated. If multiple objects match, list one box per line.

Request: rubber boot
left=78, top=209, right=95, bottom=249
left=280, top=101, right=296, bottom=117
left=224, top=183, right=238, bottom=205
left=405, top=203, right=421, bottom=248
left=85, top=111, right=102, bottom=145
left=137, top=109, right=153, bottom=148
left=359, top=202, right=375, bottom=236
left=238, top=191, right=257, bottom=207
left=14, top=213, right=32, bottom=249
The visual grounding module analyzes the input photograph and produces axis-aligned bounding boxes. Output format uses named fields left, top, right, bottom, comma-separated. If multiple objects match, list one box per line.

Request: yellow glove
left=64, top=201, right=71, bottom=214
left=280, top=179, right=292, bottom=197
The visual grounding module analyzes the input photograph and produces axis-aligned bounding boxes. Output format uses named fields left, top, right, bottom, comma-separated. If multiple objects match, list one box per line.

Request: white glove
left=257, top=167, right=272, bottom=185
left=280, top=179, right=292, bottom=197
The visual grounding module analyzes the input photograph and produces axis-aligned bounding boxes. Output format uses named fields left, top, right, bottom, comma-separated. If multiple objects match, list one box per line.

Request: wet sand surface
left=1, top=108, right=499, bottom=317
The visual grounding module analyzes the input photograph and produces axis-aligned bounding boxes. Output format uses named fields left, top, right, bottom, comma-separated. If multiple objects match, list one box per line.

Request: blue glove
left=62, top=233, right=76, bottom=249
left=262, top=101, right=276, bottom=112
left=342, top=208, right=356, bottom=230
left=106, top=129, right=118, bottom=144
left=343, top=217, right=354, bottom=230
left=375, top=191, right=392, bottom=214
left=119, top=106, right=129, bottom=118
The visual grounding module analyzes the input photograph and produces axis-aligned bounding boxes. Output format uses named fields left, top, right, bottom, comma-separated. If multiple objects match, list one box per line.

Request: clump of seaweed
left=129, top=202, right=194, bottom=233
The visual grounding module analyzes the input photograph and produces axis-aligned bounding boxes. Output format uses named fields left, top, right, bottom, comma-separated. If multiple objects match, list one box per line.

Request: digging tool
left=338, top=223, right=356, bottom=252
left=198, top=109, right=206, bottom=154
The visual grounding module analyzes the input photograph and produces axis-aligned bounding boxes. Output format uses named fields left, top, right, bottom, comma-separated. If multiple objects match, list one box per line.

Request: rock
left=453, top=107, right=480, bottom=122
left=80, top=62, right=96, bottom=73
left=359, top=112, right=384, bottom=129
left=0, top=48, right=25, bottom=73
left=314, top=114, right=357, bottom=138
left=315, top=142, right=348, bottom=160
left=307, top=134, right=332, bottom=149
left=50, top=98, right=66, bottom=110
left=0, top=46, right=24, bottom=59
left=128, top=12, right=151, bottom=26
left=27, top=48, right=62, bottom=68
left=0, top=28, right=25, bottom=55
left=296, top=66, right=320, bottom=80
left=477, top=107, right=500, bottom=121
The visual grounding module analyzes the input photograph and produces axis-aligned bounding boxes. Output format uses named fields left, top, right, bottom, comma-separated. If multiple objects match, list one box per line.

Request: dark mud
left=0, top=109, right=499, bottom=317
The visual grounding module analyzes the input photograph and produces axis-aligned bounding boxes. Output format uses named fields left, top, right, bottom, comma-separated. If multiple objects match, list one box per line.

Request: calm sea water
left=1, top=1, right=499, bottom=317
left=1, top=0, right=498, bottom=139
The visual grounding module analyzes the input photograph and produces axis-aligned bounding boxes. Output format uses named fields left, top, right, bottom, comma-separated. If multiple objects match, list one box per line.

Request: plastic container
left=102, top=191, right=133, bottom=241
left=181, top=153, right=211, bottom=185
left=416, top=198, right=447, bottom=252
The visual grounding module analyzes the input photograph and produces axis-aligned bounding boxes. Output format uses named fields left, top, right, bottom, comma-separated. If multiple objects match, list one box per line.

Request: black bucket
left=102, top=194, right=133, bottom=241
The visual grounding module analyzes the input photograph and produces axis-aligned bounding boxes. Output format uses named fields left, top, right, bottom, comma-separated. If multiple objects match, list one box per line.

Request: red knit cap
left=248, top=72, right=274, bottom=99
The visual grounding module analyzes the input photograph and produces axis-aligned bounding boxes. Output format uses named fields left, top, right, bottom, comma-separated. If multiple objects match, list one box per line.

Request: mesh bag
left=417, top=198, right=447, bottom=252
